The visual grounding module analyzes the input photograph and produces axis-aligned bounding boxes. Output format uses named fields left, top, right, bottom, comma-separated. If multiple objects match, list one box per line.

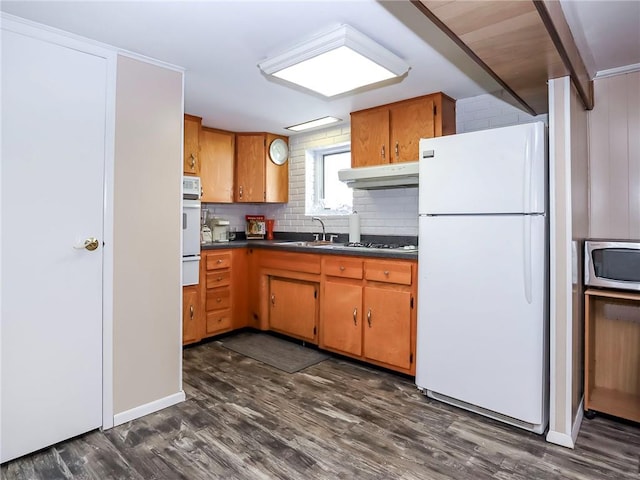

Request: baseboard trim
left=545, top=396, right=584, bottom=449
left=571, top=397, right=584, bottom=446
left=112, top=391, right=185, bottom=427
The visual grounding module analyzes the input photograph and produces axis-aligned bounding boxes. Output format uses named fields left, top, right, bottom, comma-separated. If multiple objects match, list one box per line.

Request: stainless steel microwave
left=585, top=240, right=640, bottom=291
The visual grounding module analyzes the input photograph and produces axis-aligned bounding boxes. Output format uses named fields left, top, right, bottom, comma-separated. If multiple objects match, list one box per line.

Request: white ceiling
left=2, top=1, right=639, bottom=136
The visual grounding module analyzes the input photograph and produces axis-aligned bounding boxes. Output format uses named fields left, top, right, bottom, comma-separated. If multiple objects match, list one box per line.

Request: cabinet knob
left=217, top=276, right=222, bottom=281
left=367, top=308, right=372, bottom=327
left=217, top=259, right=222, bottom=264
left=353, top=307, right=358, bottom=326
left=339, top=265, right=345, bottom=271
left=383, top=270, right=390, bottom=276
left=216, top=297, right=222, bottom=303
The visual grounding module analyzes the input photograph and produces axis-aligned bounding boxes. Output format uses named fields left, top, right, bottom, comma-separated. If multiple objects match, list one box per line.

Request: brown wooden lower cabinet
left=584, top=289, right=640, bottom=422
left=183, top=248, right=246, bottom=346
left=320, top=256, right=417, bottom=375
left=269, top=277, right=318, bottom=342
left=182, top=285, right=201, bottom=345
left=183, top=248, right=417, bottom=375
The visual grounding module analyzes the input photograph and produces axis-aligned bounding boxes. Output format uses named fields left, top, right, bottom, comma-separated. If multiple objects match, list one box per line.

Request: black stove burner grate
left=345, top=242, right=416, bottom=250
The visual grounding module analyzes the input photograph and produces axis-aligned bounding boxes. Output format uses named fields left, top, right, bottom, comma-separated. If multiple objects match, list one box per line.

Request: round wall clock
left=269, top=138, right=289, bottom=165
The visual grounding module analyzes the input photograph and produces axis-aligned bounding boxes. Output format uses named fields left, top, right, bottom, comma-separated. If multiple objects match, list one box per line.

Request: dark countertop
left=200, top=239, right=418, bottom=260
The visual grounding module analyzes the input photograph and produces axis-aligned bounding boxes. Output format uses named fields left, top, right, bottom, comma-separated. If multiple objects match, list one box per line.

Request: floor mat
left=220, top=332, right=329, bottom=373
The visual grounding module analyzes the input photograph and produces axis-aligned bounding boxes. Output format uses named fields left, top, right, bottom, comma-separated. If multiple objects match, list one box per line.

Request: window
left=306, top=145, right=353, bottom=215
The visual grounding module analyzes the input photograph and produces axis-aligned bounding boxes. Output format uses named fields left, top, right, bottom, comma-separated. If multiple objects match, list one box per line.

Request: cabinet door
left=183, top=285, right=201, bottom=344
left=183, top=114, right=201, bottom=175
left=363, top=286, right=412, bottom=370
left=236, top=134, right=265, bottom=202
left=350, top=108, right=390, bottom=167
left=265, top=133, right=289, bottom=203
left=389, top=96, right=435, bottom=163
left=200, top=128, right=234, bottom=203
left=269, top=277, right=318, bottom=342
left=321, top=279, right=362, bottom=356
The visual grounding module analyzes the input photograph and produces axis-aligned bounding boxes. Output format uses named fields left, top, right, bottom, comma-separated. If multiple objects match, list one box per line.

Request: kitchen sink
left=272, top=240, right=341, bottom=248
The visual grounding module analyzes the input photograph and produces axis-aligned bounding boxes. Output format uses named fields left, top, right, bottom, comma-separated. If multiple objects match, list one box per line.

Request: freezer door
left=418, top=122, right=546, bottom=215
left=416, top=214, right=547, bottom=425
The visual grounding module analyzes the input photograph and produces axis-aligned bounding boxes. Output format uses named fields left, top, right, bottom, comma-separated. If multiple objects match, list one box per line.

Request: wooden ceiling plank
left=411, top=0, right=539, bottom=116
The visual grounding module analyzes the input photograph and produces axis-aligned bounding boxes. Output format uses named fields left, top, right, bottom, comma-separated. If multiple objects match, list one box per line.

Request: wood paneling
left=589, top=72, right=640, bottom=239
left=414, top=0, right=593, bottom=114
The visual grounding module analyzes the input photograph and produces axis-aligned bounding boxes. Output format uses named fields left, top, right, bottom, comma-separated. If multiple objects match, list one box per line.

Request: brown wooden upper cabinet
left=183, top=114, right=202, bottom=175
left=350, top=92, right=456, bottom=168
left=200, top=127, right=235, bottom=203
left=236, top=133, right=288, bottom=203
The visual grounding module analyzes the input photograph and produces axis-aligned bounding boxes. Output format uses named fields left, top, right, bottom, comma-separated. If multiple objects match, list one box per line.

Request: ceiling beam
left=534, top=0, right=594, bottom=110
left=413, top=0, right=594, bottom=114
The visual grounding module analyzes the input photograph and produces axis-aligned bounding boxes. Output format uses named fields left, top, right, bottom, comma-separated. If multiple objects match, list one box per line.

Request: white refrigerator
left=415, top=122, right=548, bottom=434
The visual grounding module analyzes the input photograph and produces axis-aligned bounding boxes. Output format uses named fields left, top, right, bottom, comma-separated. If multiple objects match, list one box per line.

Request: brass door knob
left=74, top=237, right=99, bottom=251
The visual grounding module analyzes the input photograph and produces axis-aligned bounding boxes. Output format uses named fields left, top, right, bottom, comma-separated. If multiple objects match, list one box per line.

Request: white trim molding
left=113, top=391, right=186, bottom=427
left=595, top=63, right=640, bottom=79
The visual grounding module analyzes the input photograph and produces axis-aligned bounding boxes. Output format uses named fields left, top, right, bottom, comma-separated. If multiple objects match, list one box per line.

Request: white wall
left=112, top=55, right=184, bottom=421
left=204, top=90, right=546, bottom=237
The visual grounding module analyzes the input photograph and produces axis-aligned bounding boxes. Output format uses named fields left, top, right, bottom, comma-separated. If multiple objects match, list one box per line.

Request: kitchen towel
left=349, top=212, right=360, bottom=243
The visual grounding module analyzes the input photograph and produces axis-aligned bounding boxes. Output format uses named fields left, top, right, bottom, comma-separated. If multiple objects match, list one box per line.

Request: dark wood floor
left=3, top=338, right=639, bottom=479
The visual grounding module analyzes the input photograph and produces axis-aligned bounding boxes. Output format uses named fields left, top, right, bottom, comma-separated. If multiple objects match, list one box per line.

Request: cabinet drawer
left=324, top=258, right=363, bottom=279
left=206, top=287, right=231, bottom=311
left=206, top=309, right=232, bottom=334
left=206, top=271, right=231, bottom=288
left=206, top=252, right=231, bottom=270
left=364, top=261, right=412, bottom=285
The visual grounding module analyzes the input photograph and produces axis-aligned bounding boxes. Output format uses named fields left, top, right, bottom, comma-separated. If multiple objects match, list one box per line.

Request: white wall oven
left=182, top=176, right=201, bottom=286
left=585, top=240, right=640, bottom=291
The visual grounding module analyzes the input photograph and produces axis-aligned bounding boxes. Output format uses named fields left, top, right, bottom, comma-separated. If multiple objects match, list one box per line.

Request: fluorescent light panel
left=259, top=25, right=409, bottom=97
left=286, top=116, right=341, bottom=132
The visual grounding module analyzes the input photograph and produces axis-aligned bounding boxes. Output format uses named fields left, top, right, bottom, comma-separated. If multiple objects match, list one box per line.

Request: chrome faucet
left=312, top=216, right=326, bottom=241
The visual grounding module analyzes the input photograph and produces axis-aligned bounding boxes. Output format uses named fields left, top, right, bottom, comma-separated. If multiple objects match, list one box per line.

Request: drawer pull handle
left=189, top=153, right=195, bottom=169
left=367, top=308, right=372, bottom=327
left=190, top=305, right=194, bottom=320
left=353, top=307, right=357, bottom=325
left=271, top=294, right=275, bottom=305
left=381, top=145, right=385, bottom=159
left=340, top=266, right=345, bottom=271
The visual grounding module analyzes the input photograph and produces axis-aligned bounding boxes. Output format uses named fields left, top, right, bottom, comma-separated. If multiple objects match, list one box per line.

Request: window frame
left=313, top=145, right=351, bottom=213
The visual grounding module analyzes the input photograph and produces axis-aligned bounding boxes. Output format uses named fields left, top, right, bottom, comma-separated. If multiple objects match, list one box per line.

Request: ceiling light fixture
left=286, top=116, right=342, bottom=132
left=258, top=24, right=410, bottom=97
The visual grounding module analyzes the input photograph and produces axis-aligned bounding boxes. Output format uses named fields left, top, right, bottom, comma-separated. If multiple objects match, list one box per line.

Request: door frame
left=2, top=14, right=117, bottom=430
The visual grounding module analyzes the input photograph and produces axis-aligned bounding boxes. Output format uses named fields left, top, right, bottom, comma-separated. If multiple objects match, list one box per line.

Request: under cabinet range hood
left=338, top=161, right=419, bottom=189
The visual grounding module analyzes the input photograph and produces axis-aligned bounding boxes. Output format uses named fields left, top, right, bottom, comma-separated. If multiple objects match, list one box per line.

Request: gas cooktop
left=344, top=242, right=418, bottom=251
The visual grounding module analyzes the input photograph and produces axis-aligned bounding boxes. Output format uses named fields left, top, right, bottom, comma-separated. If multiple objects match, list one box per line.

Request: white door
left=418, top=122, right=546, bottom=215
left=1, top=29, right=106, bottom=462
left=416, top=214, right=546, bottom=425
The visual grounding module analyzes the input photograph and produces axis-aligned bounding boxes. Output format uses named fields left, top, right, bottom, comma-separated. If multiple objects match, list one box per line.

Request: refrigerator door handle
left=523, top=133, right=532, bottom=214
left=523, top=215, right=532, bottom=304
